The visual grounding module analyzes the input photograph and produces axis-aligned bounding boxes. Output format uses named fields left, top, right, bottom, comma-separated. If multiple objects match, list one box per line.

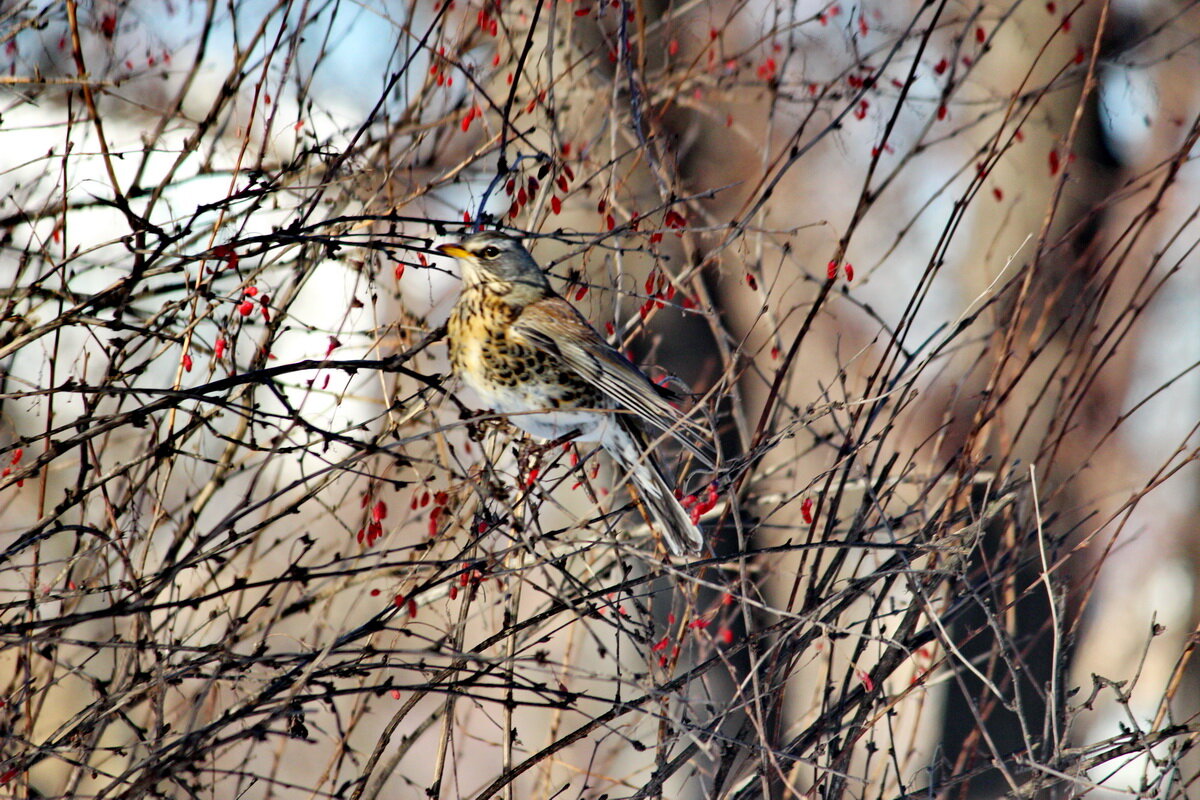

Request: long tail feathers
left=629, top=463, right=704, bottom=555
left=608, top=419, right=705, bottom=556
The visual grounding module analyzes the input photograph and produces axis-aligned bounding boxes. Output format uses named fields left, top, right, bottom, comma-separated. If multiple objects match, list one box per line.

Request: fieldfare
left=438, top=231, right=713, bottom=555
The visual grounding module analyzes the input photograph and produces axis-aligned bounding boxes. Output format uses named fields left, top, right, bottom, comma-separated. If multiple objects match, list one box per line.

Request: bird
left=438, top=230, right=713, bottom=555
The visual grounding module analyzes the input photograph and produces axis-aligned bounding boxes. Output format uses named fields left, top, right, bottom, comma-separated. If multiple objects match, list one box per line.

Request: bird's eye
left=480, top=246, right=501, bottom=259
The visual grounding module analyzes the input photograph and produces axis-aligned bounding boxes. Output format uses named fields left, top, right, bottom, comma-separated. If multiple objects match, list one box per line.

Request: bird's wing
left=512, top=296, right=715, bottom=468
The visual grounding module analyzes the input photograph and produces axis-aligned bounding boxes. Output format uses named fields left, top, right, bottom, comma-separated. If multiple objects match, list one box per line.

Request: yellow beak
left=436, top=243, right=471, bottom=259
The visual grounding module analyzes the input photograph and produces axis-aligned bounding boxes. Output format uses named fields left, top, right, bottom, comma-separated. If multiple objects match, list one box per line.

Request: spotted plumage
left=439, top=231, right=713, bottom=555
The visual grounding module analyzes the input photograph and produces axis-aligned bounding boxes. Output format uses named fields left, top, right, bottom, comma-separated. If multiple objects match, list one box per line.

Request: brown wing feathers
left=512, top=296, right=715, bottom=468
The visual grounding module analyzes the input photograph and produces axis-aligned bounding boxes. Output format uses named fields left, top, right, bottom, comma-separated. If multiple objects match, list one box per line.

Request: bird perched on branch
left=438, top=230, right=713, bottom=555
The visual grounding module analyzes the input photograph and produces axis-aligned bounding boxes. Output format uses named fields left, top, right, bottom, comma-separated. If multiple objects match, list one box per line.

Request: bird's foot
left=525, top=428, right=584, bottom=457
left=515, top=430, right=585, bottom=493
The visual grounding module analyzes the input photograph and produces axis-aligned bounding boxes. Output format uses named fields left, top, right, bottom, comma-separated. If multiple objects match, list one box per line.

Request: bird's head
left=436, top=231, right=550, bottom=291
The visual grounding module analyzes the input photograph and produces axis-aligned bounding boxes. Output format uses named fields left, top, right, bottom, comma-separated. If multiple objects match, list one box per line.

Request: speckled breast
left=448, top=288, right=601, bottom=413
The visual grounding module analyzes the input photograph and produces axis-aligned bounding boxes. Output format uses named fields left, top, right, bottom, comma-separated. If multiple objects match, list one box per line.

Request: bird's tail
left=608, top=418, right=705, bottom=556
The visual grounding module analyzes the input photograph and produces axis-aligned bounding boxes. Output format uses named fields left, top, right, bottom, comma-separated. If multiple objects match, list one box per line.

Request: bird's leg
left=525, top=428, right=584, bottom=457
left=514, top=431, right=570, bottom=492
left=516, top=430, right=585, bottom=496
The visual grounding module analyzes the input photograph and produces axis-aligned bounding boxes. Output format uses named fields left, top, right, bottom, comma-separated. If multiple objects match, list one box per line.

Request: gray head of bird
left=436, top=231, right=551, bottom=291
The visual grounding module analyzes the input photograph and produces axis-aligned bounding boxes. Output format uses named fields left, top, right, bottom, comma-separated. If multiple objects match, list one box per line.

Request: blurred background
left=2, top=0, right=1199, bottom=797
